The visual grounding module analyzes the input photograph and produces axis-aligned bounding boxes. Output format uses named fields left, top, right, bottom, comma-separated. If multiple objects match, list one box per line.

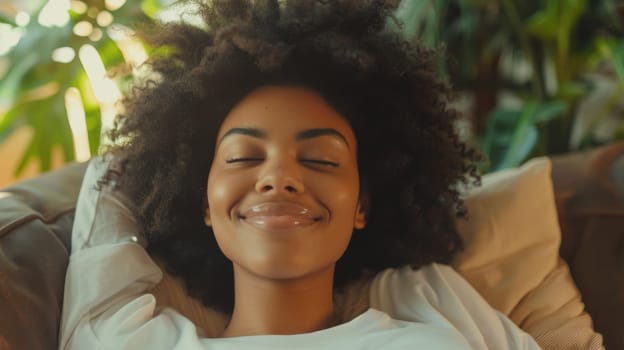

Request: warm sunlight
left=52, top=47, right=76, bottom=63
left=15, top=12, right=30, bottom=27
left=70, top=0, right=88, bottom=14
left=64, top=87, right=91, bottom=161
left=107, top=25, right=148, bottom=68
left=37, top=0, right=70, bottom=28
left=77, top=44, right=121, bottom=135
left=78, top=44, right=121, bottom=105
left=73, top=20, right=94, bottom=37
left=0, top=24, right=22, bottom=55
left=96, top=11, right=114, bottom=27
left=105, top=0, right=127, bottom=11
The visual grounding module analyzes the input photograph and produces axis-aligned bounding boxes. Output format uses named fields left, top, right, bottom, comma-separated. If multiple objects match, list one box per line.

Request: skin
left=204, top=85, right=367, bottom=337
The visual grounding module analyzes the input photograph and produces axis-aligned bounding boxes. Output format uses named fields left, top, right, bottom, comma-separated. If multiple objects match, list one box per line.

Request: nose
left=255, top=159, right=304, bottom=195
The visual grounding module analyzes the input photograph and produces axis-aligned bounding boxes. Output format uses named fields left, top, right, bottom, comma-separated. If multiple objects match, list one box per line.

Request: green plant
left=394, top=0, right=624, bottom=172
left=2, top=0, right=623, bottom=176
left=0, top=0, right=162, bottom=175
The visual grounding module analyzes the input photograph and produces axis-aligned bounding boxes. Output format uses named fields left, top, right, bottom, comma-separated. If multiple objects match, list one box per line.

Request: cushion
left=0, top=162, right=87, bottom=350
left=452, top=158, right=560, bottom=314
left=451, top=157, right=603, bottom=349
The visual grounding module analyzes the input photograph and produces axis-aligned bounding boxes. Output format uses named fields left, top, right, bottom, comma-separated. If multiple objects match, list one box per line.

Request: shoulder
left=369, top=263, right=483, bottom=323
left=369, top=263, right=542, bottom=349
left=370, top=263, right=470, bottom=306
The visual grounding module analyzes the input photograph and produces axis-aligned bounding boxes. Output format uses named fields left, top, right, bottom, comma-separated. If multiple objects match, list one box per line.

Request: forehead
left=217, top=85, right=357, bottom=147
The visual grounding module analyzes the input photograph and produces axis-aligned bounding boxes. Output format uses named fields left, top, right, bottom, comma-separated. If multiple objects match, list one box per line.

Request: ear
left=353, top=196, right=368, bottom=230
left=204, top=206, right=212, bottom=227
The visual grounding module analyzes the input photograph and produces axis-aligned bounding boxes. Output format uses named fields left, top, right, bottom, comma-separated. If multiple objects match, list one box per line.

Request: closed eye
left=225, top=158, right=338, bottom=168
left=301, top=159, right=339, bottom=167
left=225, top=157, right=263, bottom=163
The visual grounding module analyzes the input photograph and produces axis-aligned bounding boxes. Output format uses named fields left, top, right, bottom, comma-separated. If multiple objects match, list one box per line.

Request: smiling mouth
left=239, top=215, right=321, bottom=231
left=238, top=202, right=323, bottom=231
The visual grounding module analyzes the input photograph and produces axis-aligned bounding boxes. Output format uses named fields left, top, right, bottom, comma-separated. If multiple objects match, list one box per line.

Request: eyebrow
left=221, top=127, right=266, bottom=141
left=219, top=127, right=350, bottom=148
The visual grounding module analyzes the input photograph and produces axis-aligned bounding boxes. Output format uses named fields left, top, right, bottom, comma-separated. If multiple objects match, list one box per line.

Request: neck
left=221, top=264, right=338, bottom=337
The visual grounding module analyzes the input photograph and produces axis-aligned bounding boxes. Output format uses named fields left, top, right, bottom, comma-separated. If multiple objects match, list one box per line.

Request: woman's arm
left=58, top=158, right=204, bottom=349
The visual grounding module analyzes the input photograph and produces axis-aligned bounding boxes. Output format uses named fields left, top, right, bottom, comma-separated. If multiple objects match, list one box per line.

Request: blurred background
left=1, top=0, right=623, bottom=186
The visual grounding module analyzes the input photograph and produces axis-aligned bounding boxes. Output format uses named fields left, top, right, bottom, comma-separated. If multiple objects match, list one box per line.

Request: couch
left=0, top=142, right=622, bottom=350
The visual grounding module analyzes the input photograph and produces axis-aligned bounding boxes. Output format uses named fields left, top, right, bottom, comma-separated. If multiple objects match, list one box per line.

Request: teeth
left=238, top=202, right=321, bottom=231
left=242, top=202, right=315, bottom=219
left=243, top=214, right=316, bottom=230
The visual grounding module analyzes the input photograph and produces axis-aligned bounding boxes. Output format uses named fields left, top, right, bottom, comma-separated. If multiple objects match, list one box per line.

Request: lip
left=238, top=202, right=322, bottom=231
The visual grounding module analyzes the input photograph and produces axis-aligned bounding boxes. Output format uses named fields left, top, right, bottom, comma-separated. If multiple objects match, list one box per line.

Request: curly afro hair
left=104, top=0, right=482, bottom=314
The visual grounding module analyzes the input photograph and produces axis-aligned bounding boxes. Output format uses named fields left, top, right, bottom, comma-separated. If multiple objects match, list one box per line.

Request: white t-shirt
left=59, top=159, right=541, bottom=350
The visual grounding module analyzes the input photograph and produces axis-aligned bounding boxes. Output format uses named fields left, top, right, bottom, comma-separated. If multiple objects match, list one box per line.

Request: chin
left=240, top=260, right=334, bottom=281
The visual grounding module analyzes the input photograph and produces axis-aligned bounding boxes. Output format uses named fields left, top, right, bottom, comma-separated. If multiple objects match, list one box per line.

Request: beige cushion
left=452, top=158, right=561, bottom=314
left=451, top=157, right=603, bottom=349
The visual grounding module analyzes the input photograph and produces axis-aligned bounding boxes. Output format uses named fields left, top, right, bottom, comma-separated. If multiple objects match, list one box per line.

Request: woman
left=60, top=0, right=541, bottom=348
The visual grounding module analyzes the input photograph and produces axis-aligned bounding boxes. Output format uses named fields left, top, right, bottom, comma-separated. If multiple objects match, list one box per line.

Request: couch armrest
left=550, top=142, right=624, bottom=350
left=0, top=162, right=87, bottom=350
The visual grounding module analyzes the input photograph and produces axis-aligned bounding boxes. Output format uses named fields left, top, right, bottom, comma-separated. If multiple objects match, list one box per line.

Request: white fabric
left=59, top=158, right=542, bottom=350
left=370, top=265, right=542, bottom=350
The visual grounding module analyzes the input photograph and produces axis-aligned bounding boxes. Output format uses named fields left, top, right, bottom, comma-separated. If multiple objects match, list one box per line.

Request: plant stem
left=499, top=0, right=545, bottom=99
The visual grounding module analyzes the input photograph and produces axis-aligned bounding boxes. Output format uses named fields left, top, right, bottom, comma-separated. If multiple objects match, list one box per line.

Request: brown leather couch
left=0, top=143, right=622, bottom=350
left=552, top=142, right=624, bottom=350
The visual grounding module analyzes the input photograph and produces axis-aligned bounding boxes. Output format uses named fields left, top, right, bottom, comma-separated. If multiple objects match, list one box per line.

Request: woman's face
left=205, top=85, right=366, bottom=281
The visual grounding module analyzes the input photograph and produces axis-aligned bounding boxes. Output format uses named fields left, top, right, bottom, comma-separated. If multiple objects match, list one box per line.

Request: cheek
left=206, top=171, right=244, bottom=259
left=207, top=180, right=229, bottom=210
left=316, top=177, right=360, bottom=219
left=206, top=171, right=248, bottom=223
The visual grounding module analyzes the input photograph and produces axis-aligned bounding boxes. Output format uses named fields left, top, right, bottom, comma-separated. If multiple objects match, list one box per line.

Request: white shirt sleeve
left=58, top=158, right=206, bottom=350
left=368, top=264, right=542, bottom=350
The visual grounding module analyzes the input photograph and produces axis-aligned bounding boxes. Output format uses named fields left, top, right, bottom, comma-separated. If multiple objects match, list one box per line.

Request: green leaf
left=391, top=0, right=446, bottom=43
left=20, top=101, right=51, bottom=174
left=422, top=0, right=447, bottom=47
left=532, top=100, right=567, bottom=123
left=525, top=0, right=587, bottom=41
left=495, top=102, right=538, bottom=170
left=0, top=104, right=27, bottom=138
left=0, top=19, right=72, bottom=112
left=615, top=124, right=624, bottom=140
left=8, top=92, right=75, bottom=175
left=480, top=100, right=561, bottom=171
left=497, top=124, right=538, bottom=170
left=0, top=120, right=19, bottom=145
left=141, top=0, right=163, bottom=19
left=0, top=53, right=39, bottom=108
left=0, top=12, right=16, bottom=26
left=525, top=10, right=558, bottom=41
left=480, top=108, right=521, bottom=166
left=85, top=106, right=102, bottom=156
left=558, top=81, right=588, bottom=100
left=595, top=37, right=624, bottom=85
left=1, top=0, right=163, bottom=177
left=607, top=41, right=624, bottom=85
left=15, top=131, right=37, bottom=176
left=95, top=37, right=126, bottom=69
